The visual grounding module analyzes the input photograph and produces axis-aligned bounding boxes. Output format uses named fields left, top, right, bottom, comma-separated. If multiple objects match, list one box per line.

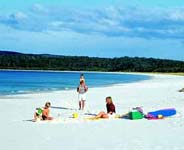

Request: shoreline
left=0, top=68, right=184, bottom=76
left=0, top=71, right=153, bottom=97
left=0, top=71, right=183, bottom=98
left=0, top=72, right=182, bottom=99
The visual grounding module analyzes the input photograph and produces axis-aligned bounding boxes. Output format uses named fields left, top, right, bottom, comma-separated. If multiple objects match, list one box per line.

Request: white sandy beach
left=0, top=73, right=184, bottom=150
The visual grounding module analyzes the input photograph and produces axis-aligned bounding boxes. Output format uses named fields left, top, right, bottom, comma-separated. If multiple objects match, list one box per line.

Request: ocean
left=0, top=70, right=151, bottom=95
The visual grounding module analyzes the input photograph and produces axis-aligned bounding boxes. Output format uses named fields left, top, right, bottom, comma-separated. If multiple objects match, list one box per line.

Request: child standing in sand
left=77, top=80, right=88, bottom=110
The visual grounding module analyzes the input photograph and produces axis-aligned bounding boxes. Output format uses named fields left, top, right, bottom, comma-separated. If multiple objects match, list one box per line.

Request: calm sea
left=0, top=70, right=151, bottom=95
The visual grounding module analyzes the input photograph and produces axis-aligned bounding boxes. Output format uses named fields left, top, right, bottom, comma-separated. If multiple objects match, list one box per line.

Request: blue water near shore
left=0, top=70, right=151, bottom=95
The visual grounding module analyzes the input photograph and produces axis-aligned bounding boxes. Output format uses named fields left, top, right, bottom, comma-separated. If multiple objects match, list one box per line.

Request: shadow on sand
left=23, top=119, right=34, bottom=122
left=51, top=106, right=77, bottom=111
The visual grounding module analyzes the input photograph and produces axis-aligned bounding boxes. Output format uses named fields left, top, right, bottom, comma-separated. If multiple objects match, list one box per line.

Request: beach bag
left=129, top=107, right=144, bottom=120
left=129, top=111, right=144, bottom=120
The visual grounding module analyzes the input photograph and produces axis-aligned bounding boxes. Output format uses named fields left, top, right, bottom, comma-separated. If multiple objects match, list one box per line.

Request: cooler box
left=129, top=111, right=144, bottom=120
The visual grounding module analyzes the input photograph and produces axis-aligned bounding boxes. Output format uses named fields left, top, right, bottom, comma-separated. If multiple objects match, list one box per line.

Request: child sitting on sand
left=94, top=96, right=116, bottom=119
left=33, top=102, right=53, bottom=121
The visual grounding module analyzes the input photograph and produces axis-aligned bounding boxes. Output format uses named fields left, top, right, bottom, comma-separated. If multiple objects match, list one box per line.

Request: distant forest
left=0, top=50, right=184, bottom=72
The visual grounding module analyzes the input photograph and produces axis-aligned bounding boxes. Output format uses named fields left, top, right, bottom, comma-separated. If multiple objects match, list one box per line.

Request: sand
left=0, top=73, right=184, bottom=150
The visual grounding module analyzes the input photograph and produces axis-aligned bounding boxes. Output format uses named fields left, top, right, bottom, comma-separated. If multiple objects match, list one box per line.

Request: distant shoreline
left=0, top=68, right=184, bottom=76
left=0, top=68, right=149, bottom=75
left=1, top=50, right=184, bottom=73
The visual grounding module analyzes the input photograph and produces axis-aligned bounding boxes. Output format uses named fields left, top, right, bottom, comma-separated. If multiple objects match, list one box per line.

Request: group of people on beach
left=33, top=74, right=116, bottom=121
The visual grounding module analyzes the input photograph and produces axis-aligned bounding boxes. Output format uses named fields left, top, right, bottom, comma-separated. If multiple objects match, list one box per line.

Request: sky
left=0, top=0, right=184, bottom=60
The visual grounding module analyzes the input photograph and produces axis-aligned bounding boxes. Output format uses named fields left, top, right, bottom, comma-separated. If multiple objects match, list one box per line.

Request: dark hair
left=80, top=74, right=84, bottom=77
left=106, top=96, right=113, bottom=103
left=106, top=96, right=112, bottom=100
left=80, top=80, right=84, bottom=84
left=45, top=102, right=51, bottom=107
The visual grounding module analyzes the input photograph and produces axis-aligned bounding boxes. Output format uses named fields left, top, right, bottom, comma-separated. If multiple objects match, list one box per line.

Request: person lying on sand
left=94, top=96, right=116, bottom=119
left=33, top=102, right=53, bottom=121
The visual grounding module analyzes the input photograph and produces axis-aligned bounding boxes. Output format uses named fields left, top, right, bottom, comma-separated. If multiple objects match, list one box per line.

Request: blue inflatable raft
left=148, top=108, right=176, bottom=118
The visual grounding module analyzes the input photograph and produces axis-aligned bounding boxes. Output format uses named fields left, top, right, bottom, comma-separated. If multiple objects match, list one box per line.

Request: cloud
left=1, top=5, right=184, bottom=39
left=31, top=4, right=49, bottom=13
left=0, top=12, right=26, bottom=27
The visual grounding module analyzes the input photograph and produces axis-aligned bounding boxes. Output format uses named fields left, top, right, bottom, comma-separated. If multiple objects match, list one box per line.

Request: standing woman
left=77, top=80, right=88, bottom=110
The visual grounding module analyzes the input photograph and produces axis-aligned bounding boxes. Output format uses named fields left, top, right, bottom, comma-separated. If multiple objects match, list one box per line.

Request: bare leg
left=81, top=100, right=85, bottom=110
left=79, top=101, right=82, bottom=110
left=33, top=113, right=41, bottom=122
left=95, top=111, right=109, bottom=119
left=33, top=113, right=37, bottom=121
left=47, top=117, right=53, bottom=120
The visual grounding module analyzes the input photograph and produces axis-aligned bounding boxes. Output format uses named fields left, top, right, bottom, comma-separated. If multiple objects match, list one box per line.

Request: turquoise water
left=0, top=71, right=151, bottom=95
